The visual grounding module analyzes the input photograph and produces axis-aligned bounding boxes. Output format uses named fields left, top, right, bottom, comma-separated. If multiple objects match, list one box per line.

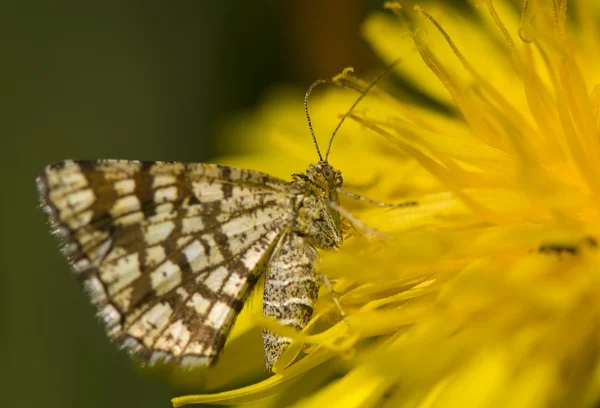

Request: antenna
left=324, top=59, right=401, bottom=161
left=304, top=78, right=358, bottom=161
left=304, top=79, right=330, bottom=162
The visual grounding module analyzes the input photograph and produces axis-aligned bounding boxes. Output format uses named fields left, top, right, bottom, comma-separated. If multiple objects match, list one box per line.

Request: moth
left=37, top=70, right=398, bottom=372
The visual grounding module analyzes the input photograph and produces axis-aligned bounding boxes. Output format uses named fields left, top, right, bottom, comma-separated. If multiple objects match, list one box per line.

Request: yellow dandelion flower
left=174, top=0, right=600, bottom=407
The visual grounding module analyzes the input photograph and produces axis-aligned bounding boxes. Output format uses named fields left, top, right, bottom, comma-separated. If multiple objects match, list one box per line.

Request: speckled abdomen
left=262, top=232, right=320, bottom=371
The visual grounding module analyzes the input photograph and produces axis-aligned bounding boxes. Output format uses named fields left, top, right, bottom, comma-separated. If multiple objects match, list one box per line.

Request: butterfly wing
left=37, top=160, right=295, bottom=367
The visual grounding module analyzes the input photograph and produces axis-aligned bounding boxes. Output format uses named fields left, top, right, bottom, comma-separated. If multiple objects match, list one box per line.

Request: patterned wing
left=37, top=160, right=295, bottom=367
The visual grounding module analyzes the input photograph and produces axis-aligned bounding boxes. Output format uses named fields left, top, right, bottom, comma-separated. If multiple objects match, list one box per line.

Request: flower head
left=174, top=1, right=600, bottom=406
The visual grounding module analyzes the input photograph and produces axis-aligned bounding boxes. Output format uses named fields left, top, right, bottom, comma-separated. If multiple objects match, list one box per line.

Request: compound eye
left=322, top=166, right=334, bottom=181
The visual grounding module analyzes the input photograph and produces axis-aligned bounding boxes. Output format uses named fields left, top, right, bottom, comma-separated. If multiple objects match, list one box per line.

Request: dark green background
left=1, top=1, right=378, bottom=407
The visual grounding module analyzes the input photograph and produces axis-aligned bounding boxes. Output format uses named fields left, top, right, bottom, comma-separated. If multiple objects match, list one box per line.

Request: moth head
left=308, top=161, right=343, bottom=188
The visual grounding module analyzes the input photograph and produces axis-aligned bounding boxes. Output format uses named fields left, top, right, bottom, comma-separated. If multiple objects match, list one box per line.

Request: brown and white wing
left=37, top=160, right=295, bottom=367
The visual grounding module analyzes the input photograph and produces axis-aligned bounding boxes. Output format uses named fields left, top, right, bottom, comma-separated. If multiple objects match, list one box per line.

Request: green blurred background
left=1, top=1, right=380, bottom=407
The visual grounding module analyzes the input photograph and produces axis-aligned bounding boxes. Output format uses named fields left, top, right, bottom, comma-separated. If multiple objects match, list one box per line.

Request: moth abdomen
left=262, top=232, right=320, bottom=371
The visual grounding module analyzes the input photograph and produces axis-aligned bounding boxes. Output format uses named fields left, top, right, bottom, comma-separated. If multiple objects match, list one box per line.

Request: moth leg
left=262, top=232, right=319, bottom=371
left=319, top=273, right=348, bottom=323
left=325, top=199, right=387, bottom=239
left=338, top=188, right=418, bottom=208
